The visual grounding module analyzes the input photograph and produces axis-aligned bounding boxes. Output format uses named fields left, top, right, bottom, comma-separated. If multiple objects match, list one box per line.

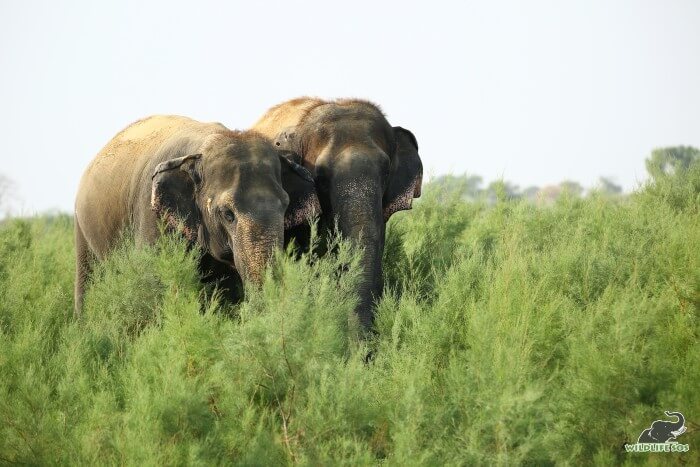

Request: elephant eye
left=221, top=208, right=236, bottom=223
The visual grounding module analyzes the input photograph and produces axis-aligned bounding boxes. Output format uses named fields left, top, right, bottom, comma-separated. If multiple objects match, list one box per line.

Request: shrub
left=0, top=164, right=698, bottom=464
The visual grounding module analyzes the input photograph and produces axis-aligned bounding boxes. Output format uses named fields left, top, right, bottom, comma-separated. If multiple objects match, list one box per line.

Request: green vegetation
left=428, top=173, right=621, bottom=205
left=1, top=151, right=699, bottom=465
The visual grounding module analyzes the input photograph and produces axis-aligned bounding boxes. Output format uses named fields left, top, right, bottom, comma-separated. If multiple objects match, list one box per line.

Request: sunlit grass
left=1, top=165, right=698, bottom=464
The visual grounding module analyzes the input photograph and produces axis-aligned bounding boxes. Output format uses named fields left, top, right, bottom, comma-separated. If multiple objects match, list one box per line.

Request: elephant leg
left=198, top=254, right=244, bottom=305
left=74, top=217, right=94, bottom=317
left=284, top=223, right=316, bottom=259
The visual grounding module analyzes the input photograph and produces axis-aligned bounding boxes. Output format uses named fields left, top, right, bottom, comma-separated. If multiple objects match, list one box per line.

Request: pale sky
left=1, top=0, right=699, bottom=214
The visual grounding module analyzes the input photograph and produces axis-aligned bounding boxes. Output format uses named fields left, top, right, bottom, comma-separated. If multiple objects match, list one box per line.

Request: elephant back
left=251, top=97, right=324, bottom=140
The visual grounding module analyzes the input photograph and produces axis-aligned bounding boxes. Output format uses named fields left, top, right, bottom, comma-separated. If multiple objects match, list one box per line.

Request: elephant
left=74, top=115, right=319, bottom=315
left=252, top=98, right=423, bottom=332
left=637, top=411, right=686, bottom=443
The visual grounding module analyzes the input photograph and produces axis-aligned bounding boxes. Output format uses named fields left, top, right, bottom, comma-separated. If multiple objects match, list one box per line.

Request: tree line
left=428, top=146, right=700, bottom=204
left=1, top=146, right=699, bottom=216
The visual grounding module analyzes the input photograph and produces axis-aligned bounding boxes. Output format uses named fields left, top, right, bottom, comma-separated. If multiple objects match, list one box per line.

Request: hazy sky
left=1, top=0, right=699, bottom=214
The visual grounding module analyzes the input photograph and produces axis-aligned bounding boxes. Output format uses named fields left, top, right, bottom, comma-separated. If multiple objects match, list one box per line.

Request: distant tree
left=464, top=175, right=484, bottom=198
left=559, top=180, right=584, bottom=197
left=484, top=180, right=521, bottom=203
left=646, top=146, right=700, bottom=181
left=596, top=177, right=622, bottom=195
left=521, top=186, right=540, bottom=201
left=429, top=174, right=484, bottom=200
left=537, top=185, right=561, bottom=205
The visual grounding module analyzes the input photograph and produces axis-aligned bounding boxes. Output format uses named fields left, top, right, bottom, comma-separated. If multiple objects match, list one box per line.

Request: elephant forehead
left=204, top=143, right=278, bottom=175
left=324, top=148, right=388, bottom=175
left=217, top=189, right=285, bottom=221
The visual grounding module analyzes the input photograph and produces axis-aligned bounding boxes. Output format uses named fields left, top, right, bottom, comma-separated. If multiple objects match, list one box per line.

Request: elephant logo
left=625, top=411, right=690, bottom=453
left=637, top=411, right=686, bottom=443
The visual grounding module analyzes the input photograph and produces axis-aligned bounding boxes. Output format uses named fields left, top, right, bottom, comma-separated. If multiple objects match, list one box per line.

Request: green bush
left=1, top=162, right=698, bottom=464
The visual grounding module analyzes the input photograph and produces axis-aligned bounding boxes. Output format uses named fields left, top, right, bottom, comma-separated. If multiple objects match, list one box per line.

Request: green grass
left=1, top=164, right=698, bottom=465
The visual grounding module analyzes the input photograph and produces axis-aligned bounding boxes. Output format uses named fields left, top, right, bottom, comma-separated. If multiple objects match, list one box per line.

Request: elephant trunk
left=332, top=176, right=385, bottom=333
left=233, top=213, right=283, bottom=285
left=353, top=236, right=384, bottom=332
left=665, top=411, right=686, bottom=437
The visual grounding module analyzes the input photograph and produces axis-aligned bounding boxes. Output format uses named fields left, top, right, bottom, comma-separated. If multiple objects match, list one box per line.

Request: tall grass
left=1, top=165, right=698, bottom=464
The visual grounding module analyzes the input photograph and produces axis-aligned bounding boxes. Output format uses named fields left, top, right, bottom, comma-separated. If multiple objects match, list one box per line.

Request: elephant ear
left=150, top=153, right=203, bottom=242
left=279, top=151, right=320, bottom=229
left=383, top=126, right=423, bottom=221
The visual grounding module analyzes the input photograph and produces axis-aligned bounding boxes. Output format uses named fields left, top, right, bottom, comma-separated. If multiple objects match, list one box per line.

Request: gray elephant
left=252, top=98, right=423, bottom=332
left=637, top=411, right=686, bottom=443
left=74, top=115, right=319, bottom=315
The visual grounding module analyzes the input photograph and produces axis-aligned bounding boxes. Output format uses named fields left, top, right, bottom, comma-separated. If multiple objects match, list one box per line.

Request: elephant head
left=150, top=132, right=318, bottom=285
left=280, top=100, right=423, bottom=331
left=637, top=411, right=687, bottom=443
